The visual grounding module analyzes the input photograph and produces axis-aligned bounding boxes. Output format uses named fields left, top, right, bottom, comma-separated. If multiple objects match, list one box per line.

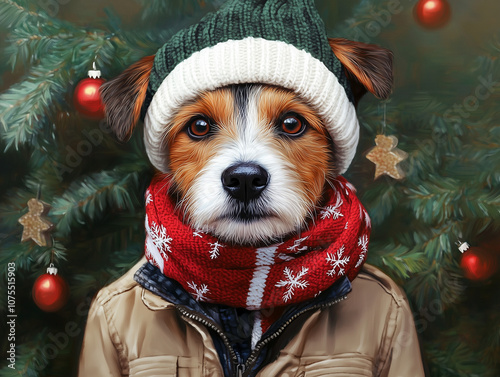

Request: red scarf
left=144, top=176, right=370, bottom=312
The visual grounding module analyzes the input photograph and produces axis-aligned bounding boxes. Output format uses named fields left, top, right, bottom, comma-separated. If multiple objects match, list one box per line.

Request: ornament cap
left=88, top=62, right=101, bottom=79
left=456, top=241, right=470, bottom=253
left=47, top=263, right=58, bottom=275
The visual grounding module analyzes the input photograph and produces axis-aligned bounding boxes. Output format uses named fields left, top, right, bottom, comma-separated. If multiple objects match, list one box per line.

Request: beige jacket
left=79, top=258, right=425, bottom=377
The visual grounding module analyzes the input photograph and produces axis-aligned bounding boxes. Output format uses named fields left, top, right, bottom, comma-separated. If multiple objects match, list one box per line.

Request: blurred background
left=0, top=0, right=499, bottom=376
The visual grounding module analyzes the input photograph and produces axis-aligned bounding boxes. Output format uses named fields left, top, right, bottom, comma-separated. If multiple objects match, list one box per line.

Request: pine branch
left=408, top=222, right=459, bottom=262
left=0, top=242, right=37, bottom=273
left=137, top=0, right=215, bottom=22
left=362, top=183, right=399, bottom=225
left=405, top=177, right=461, bottom=225
left=0, top=0, right=47, bottom=29
left=50, top=164, right=146, bottom=238
left=331, top=0, right=399, bottom=39
left=425, top=341, right=489, bottom=377
left=405, top=258, right=465, bottom=311
left=0, top=61, right=69, bottom=150
left=5, top=26, right=98, bottom=69
left=368, top=241, right=429, bottom=281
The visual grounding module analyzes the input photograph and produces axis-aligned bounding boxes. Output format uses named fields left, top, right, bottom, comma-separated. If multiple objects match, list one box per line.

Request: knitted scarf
left=144, top=175, right=371, bottom=312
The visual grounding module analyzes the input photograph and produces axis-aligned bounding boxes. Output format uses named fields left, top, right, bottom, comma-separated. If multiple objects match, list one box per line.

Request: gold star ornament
left=366, top=134, right=408, bottom=180
left=18, top=198, right=54, bottom=247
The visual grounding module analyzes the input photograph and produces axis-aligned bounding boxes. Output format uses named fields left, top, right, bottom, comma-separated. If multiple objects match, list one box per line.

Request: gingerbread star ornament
left=366, top=134, right=408, bottom=180
left=18, top=198, right=54, bottom=247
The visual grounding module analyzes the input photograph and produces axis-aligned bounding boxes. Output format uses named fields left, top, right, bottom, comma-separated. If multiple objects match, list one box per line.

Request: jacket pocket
left=300, top=353, right=373, bottom=377
left=129, top=355, right=202, bottom=377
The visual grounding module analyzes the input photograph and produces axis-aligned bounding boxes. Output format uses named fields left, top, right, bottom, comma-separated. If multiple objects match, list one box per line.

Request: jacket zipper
left=176, top=306, right=244, bottom=376
left=236, top=363, right=246, bottom=377
left=177, top=294, right=347, bottom=377
left=243, top=294, right=348, bottom=373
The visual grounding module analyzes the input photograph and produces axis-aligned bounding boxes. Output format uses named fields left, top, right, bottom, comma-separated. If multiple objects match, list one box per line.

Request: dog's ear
left=328, top=38, right=393, bottom=105
left=100, top=55, right=155, bottom=141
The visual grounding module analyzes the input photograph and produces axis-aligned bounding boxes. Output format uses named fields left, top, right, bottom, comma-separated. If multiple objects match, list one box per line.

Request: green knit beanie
left=143, top=0, right=360, bottom=175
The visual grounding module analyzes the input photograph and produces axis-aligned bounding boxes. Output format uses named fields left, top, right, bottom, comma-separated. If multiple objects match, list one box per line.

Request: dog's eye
left=187, top=117, right=211, bottom=139
left=281, top=115, right=305, bottom=136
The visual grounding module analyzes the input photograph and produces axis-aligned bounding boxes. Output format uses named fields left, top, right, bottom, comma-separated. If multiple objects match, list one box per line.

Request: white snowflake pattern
left=287, top=236, right=309, bottom=253
left=187, top=281, right=210, bottom=301
left=326, top=245, right=350, bottom=276
left=358, top=234, right=369, bottom=252
left=145, top=192, right=153, bottom=205
left=356, top=235, right=369, bottom=268
left=320, top=193, right=344, bottom=220
left=208, top=241, right=224, bottom=259
left=344, top=221, right=349, bottom=230
left=149, top=221, right=173, bottom=258
left=193, top=229, right=204, bottom=238
left=275, top=267, right=309, bottom=303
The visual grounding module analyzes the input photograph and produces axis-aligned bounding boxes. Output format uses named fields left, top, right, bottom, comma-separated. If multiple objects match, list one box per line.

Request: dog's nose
left=221, top=162, right=269, bottom=202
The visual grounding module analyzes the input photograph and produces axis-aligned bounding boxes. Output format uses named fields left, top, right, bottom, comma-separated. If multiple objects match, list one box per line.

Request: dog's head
left=101, top=38, right=392, bottom=246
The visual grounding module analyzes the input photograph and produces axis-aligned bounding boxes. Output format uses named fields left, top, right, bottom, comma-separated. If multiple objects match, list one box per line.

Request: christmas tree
left=0, top=0, right=499, bottom=375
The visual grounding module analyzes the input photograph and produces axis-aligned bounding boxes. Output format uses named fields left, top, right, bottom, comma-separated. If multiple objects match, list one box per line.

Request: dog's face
left=101, top=38, right=392, bottom=246
left=165, top=85, right=332, bottom=245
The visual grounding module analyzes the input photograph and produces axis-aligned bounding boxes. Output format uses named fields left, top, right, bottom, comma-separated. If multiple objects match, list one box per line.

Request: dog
left=101, top=38, right=391, bottom=246
left=78, top=1, right=425, bottom=375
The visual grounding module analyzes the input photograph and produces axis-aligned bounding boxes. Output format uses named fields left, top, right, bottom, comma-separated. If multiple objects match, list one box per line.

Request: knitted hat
left=142, top=0, right=359, bottom=175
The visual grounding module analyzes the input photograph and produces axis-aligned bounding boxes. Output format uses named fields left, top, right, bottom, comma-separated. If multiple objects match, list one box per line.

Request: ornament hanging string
left=382, top=102, right=386, bottom=134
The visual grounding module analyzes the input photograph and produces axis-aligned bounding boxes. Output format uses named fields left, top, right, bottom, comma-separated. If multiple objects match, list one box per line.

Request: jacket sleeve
left=378, top=291, right=426, bottom=377
left=78, top=299, right=123, bottom=377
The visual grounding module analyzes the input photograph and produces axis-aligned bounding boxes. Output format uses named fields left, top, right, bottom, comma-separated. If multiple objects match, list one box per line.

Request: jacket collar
left=135, top=261, right=352, bottom=316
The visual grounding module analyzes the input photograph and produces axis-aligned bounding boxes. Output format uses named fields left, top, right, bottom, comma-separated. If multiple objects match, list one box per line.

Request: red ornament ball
left=73, top=77, right=106, bottom=119
left=414, top=0, right=451, bottom=29
left=460, top=246, right=498, bottom=281
left=32, top=269, right=69, bottom=312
